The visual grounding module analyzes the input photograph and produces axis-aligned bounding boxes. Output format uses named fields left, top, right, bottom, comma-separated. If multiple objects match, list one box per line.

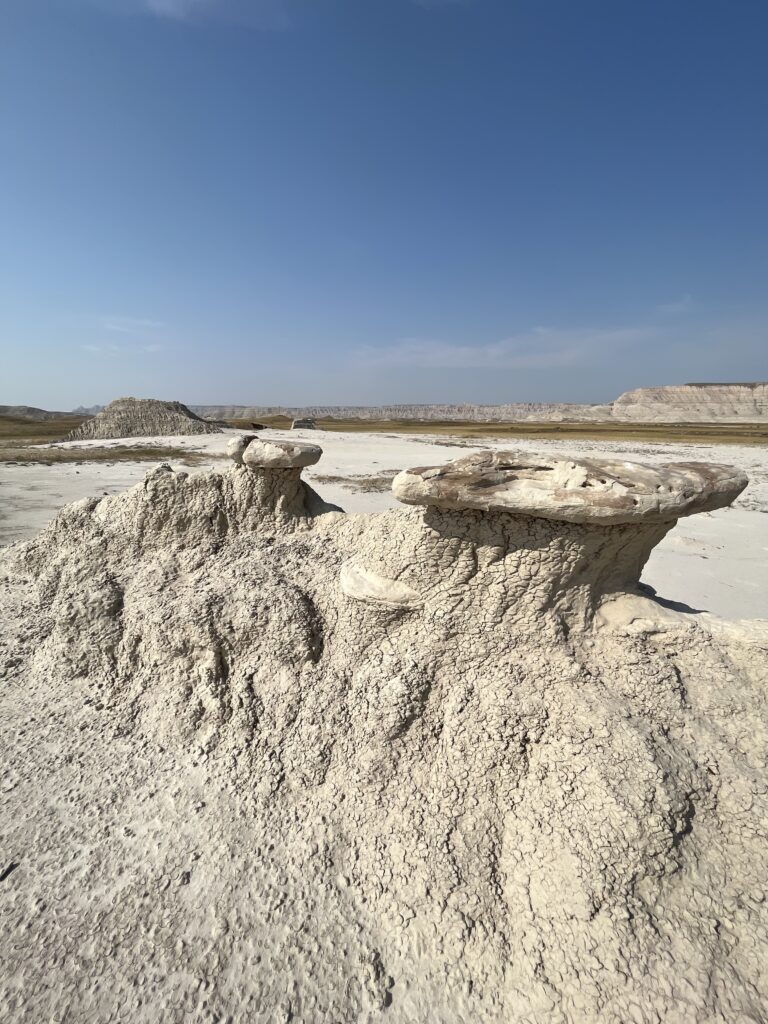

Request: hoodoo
left=1, top=440, right=765, bottom=1023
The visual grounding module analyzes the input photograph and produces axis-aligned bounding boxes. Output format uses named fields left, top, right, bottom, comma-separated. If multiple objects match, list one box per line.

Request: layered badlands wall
left=1, top=437, right=767, bottom=1022
left=193, top=382, right=768, bottom=423
left=611, top=382, right=768, bottom=422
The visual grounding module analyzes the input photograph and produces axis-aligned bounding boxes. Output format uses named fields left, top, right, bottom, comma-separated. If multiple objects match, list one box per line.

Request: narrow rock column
left=227, top=435, right=328, bottom=518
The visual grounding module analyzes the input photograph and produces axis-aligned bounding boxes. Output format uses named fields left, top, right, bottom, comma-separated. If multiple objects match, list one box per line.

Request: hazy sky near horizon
left=1, top=0, right=767, bottom=409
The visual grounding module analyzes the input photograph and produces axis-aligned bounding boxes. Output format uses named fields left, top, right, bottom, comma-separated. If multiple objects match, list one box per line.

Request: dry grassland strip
left=0, top=415, right=88, bottom=445
left=0, top=446, right=217, bottom=466
left=226, top=417, right=768, bottom=446
left=0, top=415, right=218, bottom=465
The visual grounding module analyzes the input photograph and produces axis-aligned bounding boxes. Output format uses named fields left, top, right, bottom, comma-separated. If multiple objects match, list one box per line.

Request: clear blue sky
left=1, top=0, right=766, bottom=409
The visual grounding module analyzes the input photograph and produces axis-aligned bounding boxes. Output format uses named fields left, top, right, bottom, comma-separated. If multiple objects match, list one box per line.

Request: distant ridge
left=193, top=382, right=768, bottom=425
left=0, top=405, right=72, bottom=421
left=191, top=402, right=609, bottom=423
left=6, top=383, right=766, bottom=429
left=71, top=404, right=104, bottom=416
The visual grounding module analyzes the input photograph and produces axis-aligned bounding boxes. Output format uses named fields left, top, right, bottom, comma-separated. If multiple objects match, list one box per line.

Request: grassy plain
left=227, top=416, right=768, bottom=446
left=0, top=415, right=214, bottom=465
left=2, top=412, right=766, bottom=465
left=0, top=414, right=87, bottom=446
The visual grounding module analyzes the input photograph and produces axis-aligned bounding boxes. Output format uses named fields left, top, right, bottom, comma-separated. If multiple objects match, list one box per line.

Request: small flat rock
left=340, top=563, right=423, bottom=609
left=242, top=439, right=322, bottom=469
left=391, top=450, right=748, bottom=524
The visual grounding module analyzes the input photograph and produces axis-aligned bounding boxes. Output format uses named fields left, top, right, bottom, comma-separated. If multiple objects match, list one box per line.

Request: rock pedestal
left=341, top=450, right=752, bottom=627
left=227, top=434, right=328, bottom=518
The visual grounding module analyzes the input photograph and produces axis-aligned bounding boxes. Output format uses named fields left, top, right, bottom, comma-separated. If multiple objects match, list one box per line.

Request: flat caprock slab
left=240, top=437, right=322, bottom=469
left=392, top=450, right=748, bottom=524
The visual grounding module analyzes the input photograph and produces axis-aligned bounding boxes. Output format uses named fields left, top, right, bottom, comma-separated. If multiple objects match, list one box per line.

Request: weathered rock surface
left=393, top=450, right=748, bottom=523
left=67, top=397, right=222, bottom=440
left=225, top=433, right=259, bottom=464
left=612, top=382, right=768, bottom=422
left=1, top=443, right=766, bottom=1023
left=240, top=437, right=322, bottom=469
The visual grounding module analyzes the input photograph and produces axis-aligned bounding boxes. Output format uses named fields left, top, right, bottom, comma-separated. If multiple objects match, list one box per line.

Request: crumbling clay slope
left=67, top=396, right=222, bottom=439
left=1, top=440, right=766, bottom=1023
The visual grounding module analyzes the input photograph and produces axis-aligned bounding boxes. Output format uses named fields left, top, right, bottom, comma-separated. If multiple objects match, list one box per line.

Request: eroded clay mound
left=67, top=396, right=222, bottom=440
left=0, top=444, right=766, bottom=1023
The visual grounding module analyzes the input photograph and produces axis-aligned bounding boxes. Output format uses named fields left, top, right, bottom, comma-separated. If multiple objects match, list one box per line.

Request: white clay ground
left=2, top=435, right=767, bottom=1023
left=0, top=428, right=766, bottom=619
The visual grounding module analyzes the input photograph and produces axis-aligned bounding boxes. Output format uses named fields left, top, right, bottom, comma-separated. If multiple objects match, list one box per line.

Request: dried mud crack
left=1, top=437, right=766, bottom=1023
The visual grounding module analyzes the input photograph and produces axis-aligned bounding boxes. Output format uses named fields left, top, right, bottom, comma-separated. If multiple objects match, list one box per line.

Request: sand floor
left=1, top=428, right=766, bottom=620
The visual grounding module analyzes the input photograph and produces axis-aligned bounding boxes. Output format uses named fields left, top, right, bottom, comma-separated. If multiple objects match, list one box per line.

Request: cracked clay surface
left=0, top=445, right=766, bottom=1023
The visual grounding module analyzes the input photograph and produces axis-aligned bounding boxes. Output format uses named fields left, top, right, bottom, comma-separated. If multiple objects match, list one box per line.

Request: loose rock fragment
left=339, top=563, right=423, bottom=609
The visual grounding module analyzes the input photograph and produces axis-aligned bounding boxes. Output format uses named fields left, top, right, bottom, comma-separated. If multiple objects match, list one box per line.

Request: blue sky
left=1, top=0, right=766, bottom=408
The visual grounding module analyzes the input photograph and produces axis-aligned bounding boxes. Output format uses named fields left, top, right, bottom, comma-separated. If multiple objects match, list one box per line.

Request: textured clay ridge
left=67, top=396, right=222, bottom=440
left=0, top=438, right=766, bottom=1023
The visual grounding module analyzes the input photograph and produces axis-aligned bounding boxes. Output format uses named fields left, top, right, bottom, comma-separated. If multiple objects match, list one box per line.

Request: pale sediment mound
left=66, top=396, right=222, bottom=440
left=1, top=438, right=766, bottom=1023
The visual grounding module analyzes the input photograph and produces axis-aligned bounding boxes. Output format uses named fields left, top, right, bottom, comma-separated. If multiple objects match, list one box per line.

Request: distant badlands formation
left=193, top=382, right=768, bottom=423
left=1, top=382, right=766, bottom=427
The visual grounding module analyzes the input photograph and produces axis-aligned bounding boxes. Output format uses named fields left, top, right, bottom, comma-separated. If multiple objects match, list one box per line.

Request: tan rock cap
left=391, top=450, right=748, bottom=524
left=241, top=437, right=322, bottom=469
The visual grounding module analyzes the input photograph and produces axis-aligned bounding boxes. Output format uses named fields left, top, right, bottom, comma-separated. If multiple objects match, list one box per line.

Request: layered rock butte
left=1, top=439, right=766, bottom=1023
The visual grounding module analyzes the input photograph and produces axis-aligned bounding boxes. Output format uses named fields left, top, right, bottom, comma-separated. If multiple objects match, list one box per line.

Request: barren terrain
left=1, top=431, right=766, bottom=1022
left=1, top=422, right=765, bottom=619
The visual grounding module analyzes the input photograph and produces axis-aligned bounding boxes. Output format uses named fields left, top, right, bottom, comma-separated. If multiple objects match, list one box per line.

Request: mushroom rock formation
left=230, top=434, right=330, bottom=518
left=1, top=447, right=766, bottom=1023
left=385, top=450, right=750, bottom=627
